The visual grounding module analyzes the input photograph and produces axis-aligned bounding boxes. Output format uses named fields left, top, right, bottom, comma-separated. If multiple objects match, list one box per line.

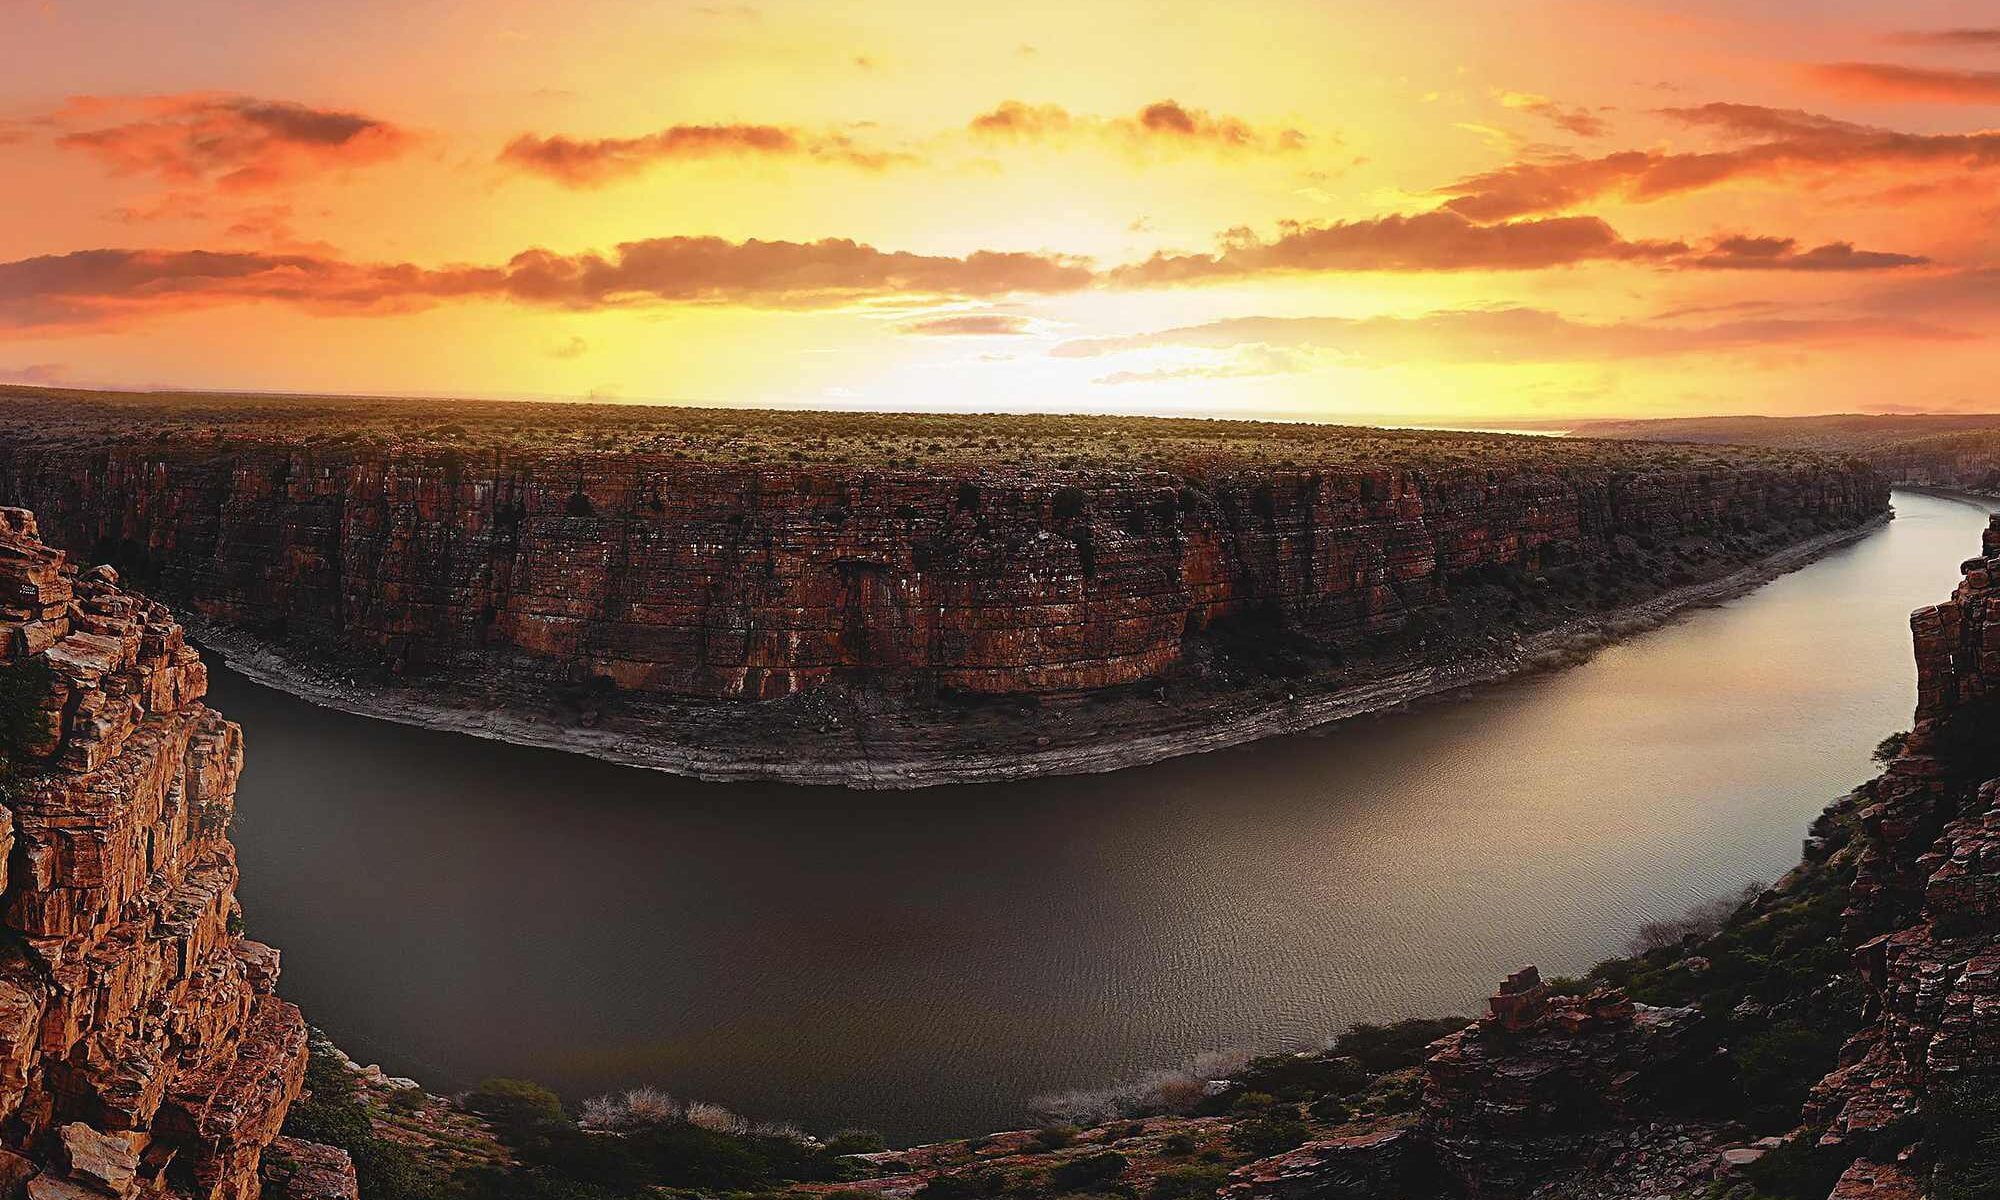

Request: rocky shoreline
left=186, top=511, right=1893, bottom=787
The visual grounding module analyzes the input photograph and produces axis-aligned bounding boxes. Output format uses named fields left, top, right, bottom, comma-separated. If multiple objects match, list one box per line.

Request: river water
left=217, top=488, right=1992, bottom=1142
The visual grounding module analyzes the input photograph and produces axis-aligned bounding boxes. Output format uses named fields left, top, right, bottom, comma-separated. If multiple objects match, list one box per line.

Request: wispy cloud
left=899, top=313, right=1033, bottom=335
left=0, top=238, right=1094, bottom=332
left=499, top=124, right=912, bottom=187
left=1054, top=306, right=1966, bottom=366
left=1496, top=91, right=1609, bottom=137
left=969, top=98, right=1309, bottom=156
left=1802, top=61, right=2000, bottom=103
left=1108, top=211, right=1686, bottom=282
left=1883, top=29, right=2000, bottom=48
left=1439, top=103, right=2000, bottom=219
left=51, top=93, right=411, bottom=191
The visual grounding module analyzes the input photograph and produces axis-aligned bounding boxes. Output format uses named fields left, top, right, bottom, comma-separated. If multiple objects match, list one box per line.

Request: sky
left=3, top=0, right=2000, bottom=422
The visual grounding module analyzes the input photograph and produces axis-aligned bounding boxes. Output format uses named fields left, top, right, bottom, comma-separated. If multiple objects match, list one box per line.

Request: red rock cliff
left=0, top=508, right=335, bottom=1200
left=0, top=443, right=1883, bottom=703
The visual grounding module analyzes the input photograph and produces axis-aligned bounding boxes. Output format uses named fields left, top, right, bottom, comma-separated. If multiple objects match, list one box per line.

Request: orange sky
left=3, top=0, right=1999, bottom=421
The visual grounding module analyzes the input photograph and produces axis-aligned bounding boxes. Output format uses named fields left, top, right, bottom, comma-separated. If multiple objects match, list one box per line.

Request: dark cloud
left=1107, top=211, right=1685, bottom=282
left=1439, top=103, right=2000, bottom=219
left=969, top=99, right=1307, bottom=154
left=1685, top=236, right=1928, bottom=271
left=1052, top=306, right=1967, bottom=366
left=0, top=237, right=1094, bottom=331
left=499, top=125, right=909, bottom=186
left=1804, top=62, right=2000, bottom=103
left=899, top=313, right=1033, bottom=335
left=52, top=93, right=410, bottom=191
left=1883, top=29, right=2000, bottom=48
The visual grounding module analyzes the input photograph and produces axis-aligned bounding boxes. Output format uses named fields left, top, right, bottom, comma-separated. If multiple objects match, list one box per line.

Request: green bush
left=1329, top=1018, right=1470, bottom=1074
left=823, top=1130, right=888, bottom=1157
left=1228, top=1111, right=1309, bottom=1157
left=1147, top=1165, right=1229, bottom=1199
left=1734, top=1021, right=1850, bottom=1130
left=915, top=1169, right=1009, bottom=1200
left=280, top=1033, right=440, bottom=1200
left=1307, top=1096, right=1350, bottom=1124
left=463, top=1079, right=570, bottom=1140
left=1048, top=1152, right=1127, bottom=1193
left=1930, top=1080, right=2000, bottom=1200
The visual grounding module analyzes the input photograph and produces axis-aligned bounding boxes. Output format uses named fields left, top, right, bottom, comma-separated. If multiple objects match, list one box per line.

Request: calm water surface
left=221, top=489, right=1991, bottom=1142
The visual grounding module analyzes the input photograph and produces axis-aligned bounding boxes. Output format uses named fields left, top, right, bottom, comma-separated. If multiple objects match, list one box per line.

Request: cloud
left=1863, top=267, right=2000, bottom=316
left=969, top=98, right=1308, bottom=155
left=52, top=93, right=410, bottom=191
left=1883, top=29, right=2000, bottom=48
left=899, top=313, right=1032, bottom=335
left=1684, top=236, right=1928, bottom=271
left=0, top=237, right=1095, bottom=332
left=1439, top=103, right=2000, bottom=219
left=1052, top=306, right=1967, bottom=366
left=1803, top=62, right=2000, bottom=103
left=1497, top=91, right=1609, bottom=137
left=547, top=335, right=588, bottom=359
left=499, top=124, right=909, bottom=186
left=1107, top=211, right=1685, bottom=282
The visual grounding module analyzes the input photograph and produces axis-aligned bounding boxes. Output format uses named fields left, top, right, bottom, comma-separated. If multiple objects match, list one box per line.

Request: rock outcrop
left=0, top=509, right=337, bottom=1200
left=1421, top=967, right=1708, bottom=1197
left=0, top=393, right=1889, bottom=783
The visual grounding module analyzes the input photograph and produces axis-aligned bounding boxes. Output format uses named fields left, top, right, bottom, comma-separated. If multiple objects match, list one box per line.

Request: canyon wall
left=0, top=442, right=1885, bottom=706
left=0, top=509, right=337, bottom=1200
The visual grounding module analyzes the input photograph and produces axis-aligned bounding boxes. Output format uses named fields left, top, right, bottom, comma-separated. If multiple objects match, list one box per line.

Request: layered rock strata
left=0, top=410, right=1887, bottom=782
left=0, top=509, right=337, bottom=1200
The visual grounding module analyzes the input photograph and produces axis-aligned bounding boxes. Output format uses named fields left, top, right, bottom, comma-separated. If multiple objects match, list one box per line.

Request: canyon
left=0, top=509, right=347, bottom=1200
left=0, top=401, right=1994, bottom=1196
left=0, top=388, right=1887, bottom=785
left=6, top=489, right=1997, bottom=1198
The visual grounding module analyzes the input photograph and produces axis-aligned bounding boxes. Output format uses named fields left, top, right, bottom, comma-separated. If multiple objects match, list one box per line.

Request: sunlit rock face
left=0, top=508, right=339, bottom=1200
left=0, top=438, right=1884, bottom=705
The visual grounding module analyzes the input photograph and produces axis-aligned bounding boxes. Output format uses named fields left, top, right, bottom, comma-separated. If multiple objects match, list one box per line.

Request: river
left=217, top=488, right=1992, bottom=1143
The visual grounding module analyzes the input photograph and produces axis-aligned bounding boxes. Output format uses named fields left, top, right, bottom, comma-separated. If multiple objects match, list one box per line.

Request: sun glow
left=0, top=0, right=1993, bottom=420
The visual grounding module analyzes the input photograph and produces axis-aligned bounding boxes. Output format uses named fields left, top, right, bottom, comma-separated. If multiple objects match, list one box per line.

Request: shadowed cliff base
left=0, top=387, right=1888, bottom=786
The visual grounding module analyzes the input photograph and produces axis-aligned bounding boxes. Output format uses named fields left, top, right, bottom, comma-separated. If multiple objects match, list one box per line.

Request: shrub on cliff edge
left=282, top=1032, right=440, bottom=1200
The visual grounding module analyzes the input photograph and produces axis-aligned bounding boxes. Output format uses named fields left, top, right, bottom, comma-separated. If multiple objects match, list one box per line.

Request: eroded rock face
left=1796, top=513, right=2000, bottom=1191
left=0, top=441, right=1883, bottom=704
left=0, top=508, right=334, bottom=1200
